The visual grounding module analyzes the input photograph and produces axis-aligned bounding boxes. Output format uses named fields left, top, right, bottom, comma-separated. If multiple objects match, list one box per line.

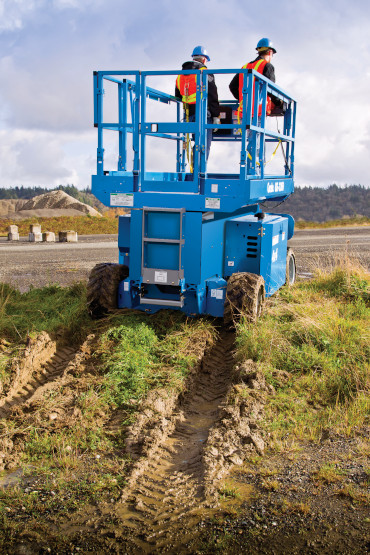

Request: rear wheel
left=224, top=272, right=265, bottom=326
left=87, top=263, right=128, bottom=319
left=286, top=248, right=296, bottom=286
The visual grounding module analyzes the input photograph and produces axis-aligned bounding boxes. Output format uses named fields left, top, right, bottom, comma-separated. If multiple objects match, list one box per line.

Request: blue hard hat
left=256, top=38, right=276, bottom=54
left=191, top=45, right=210, bottom=62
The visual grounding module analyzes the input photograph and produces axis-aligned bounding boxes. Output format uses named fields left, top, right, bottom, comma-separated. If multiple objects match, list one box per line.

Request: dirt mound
left=0, top=199, right=28, bottom=216
left=3, top=208, right=97, bottom=220
left=0, top=191, right=101, bottom=219
left=21, top=190, right=101, bottom=216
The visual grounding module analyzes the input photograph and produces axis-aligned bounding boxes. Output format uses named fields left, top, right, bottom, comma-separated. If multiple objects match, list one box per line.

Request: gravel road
left=0, top=227, right=369, bottom=292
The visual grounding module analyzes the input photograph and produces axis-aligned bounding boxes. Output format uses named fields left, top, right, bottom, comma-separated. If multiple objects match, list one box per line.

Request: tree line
left=0, top=184, right=368, bottom=222
left=265, top=184, right=369, bottom=222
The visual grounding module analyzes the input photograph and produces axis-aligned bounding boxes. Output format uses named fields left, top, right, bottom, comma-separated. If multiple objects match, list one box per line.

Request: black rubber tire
left=224, top=272, right=265, bottom=326
left=286, top=248, right=296, bottom=286
left=87, top=263, right=129, bottom=319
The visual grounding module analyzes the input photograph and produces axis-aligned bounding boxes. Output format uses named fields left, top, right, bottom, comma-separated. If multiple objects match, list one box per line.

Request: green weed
left=97, top=317, right=160, bottom=408
left=218, top=484, right=241, bottom=500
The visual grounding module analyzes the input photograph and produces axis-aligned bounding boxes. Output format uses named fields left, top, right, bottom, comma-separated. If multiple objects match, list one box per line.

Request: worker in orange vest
left=175, top=46, right=220, bottom=161
left=229, top=38, right=283, bottom=120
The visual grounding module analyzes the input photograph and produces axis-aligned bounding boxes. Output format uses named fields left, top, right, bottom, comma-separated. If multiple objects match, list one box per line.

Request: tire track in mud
left=112, top=330, right=236, bottom=554
left=0, top=343, right=79, bottom=419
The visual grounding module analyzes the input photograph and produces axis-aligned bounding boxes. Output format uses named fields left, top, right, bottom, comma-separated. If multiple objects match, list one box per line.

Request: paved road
left=289, top=226, right=370, bottom=277
left=0, top=227, right=369, bottom=292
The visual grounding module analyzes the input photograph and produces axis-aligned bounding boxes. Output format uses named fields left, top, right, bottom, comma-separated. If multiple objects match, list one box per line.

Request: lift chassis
left=88, top=68, right=297, bottom=321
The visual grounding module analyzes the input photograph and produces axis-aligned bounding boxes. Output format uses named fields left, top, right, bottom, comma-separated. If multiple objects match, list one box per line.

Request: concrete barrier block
left=28, top=232, right=43, bottom=242
left=8, top=225, right=18, bottom=234
left=29, top=224, right=42, bottom=234
left=42, top=232, right=56, bottom=242
left=59, top=230, right=78, bottom=243
left=7, top=232, right=19, bottom=241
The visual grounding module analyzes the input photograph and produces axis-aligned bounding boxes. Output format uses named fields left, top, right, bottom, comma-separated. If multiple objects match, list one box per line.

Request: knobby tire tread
left=224, top=272, right=265, bottom=326
left=87, top=263, right=128, bottom=319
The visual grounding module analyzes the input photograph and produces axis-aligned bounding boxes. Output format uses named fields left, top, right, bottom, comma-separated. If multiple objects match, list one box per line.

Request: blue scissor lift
left=88, top=68, right=297, bottom=321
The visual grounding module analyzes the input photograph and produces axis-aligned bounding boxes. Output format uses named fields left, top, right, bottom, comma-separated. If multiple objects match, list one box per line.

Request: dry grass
left=236, top=256, right=370, bottom=441
left=279, top=499, right=311, bottom=515
left=313, top=463, right=346, bottom=484
left=295, top=216, right=370, bottom=229
left=0, top=215, right=119, bottom=236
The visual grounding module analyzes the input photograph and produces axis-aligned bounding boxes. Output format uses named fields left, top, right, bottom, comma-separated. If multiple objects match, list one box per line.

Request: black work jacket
left=175, top=60, right=220, bottom=118
left=229, top=56, right=282, bottom=107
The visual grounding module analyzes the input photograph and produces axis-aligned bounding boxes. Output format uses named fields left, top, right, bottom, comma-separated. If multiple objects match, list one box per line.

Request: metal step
left=139, top=297, right=184, bottom=308
left=143, top=238, right=184, bottom=244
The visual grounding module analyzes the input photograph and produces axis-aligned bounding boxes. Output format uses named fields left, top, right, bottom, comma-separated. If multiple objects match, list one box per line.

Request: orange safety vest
left=237, top=59, right=272, bottom=119
left=176, top=66, right=206, bottom=104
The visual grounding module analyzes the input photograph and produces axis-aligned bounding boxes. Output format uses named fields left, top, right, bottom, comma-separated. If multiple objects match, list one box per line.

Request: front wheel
left=87, top=263, right=128, bottom=319
left=286, top=248, right=296, bottom=286
left=224, top=272, right=265, bottom=326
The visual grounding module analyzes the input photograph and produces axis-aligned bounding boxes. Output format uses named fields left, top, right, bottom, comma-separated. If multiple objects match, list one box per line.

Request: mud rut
left=0, top=342, right=79, bottom=419
left=1, top=330, right=244, bottom=553
left=108, top=331, right=236, bottom=554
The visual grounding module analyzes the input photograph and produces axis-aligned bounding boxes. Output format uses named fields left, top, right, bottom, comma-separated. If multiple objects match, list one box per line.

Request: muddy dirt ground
left=0, top=328, right=368, bottom=554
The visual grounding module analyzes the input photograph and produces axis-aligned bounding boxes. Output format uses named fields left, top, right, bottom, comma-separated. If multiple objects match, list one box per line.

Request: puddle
left=218, top=470, right=255, bottom=512
left=0, top=465, right=37, bottom=489
left=0, top=467, right=24, bottom=488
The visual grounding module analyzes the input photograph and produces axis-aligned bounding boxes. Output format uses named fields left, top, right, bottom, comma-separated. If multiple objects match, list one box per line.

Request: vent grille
left=246, top=237, right=259, bottom=259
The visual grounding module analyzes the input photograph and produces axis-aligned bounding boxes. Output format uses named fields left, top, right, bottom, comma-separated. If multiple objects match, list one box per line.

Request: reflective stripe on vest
left=237, top=59, right=271, bottom=117
left=176, top=67, right=206, bottom=104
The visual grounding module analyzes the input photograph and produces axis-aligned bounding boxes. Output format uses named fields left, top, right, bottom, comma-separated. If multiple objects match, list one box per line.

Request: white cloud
left=0, top=0, right=369, bottom=189
left=0, top=0, right=41, bottom=32
left=0, top=129, right=95, bottom=187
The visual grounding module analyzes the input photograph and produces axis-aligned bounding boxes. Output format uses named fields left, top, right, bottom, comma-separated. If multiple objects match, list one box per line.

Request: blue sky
left=0, top=0, right=369, bottom=189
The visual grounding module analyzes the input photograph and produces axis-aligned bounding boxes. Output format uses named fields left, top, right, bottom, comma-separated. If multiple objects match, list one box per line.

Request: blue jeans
left=188, top=114, right=212, bottom=161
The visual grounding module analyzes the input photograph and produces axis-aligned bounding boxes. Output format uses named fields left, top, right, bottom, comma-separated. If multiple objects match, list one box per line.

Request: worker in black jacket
left=175, top=45, right=220, bottom=160
left=229, top=37, right=283, bottom=116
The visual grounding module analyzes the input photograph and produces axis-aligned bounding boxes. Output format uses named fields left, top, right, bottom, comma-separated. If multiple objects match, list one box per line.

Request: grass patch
left=0, top=281, right=90, bottom=343
left=280, top=499, right=311, bottom=515
left=218, top=483, right=241, bottom=500
left=313, top=463, right=346, bottom=484
left=0, top=347, right=12, bottom=392
left=95, top=312, right=217, bottom=415
left=235, top=260, right=370, bottom=441
left=334, top=484, right=370, bottom=505
left=261, top=479, right=280, bottom=491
